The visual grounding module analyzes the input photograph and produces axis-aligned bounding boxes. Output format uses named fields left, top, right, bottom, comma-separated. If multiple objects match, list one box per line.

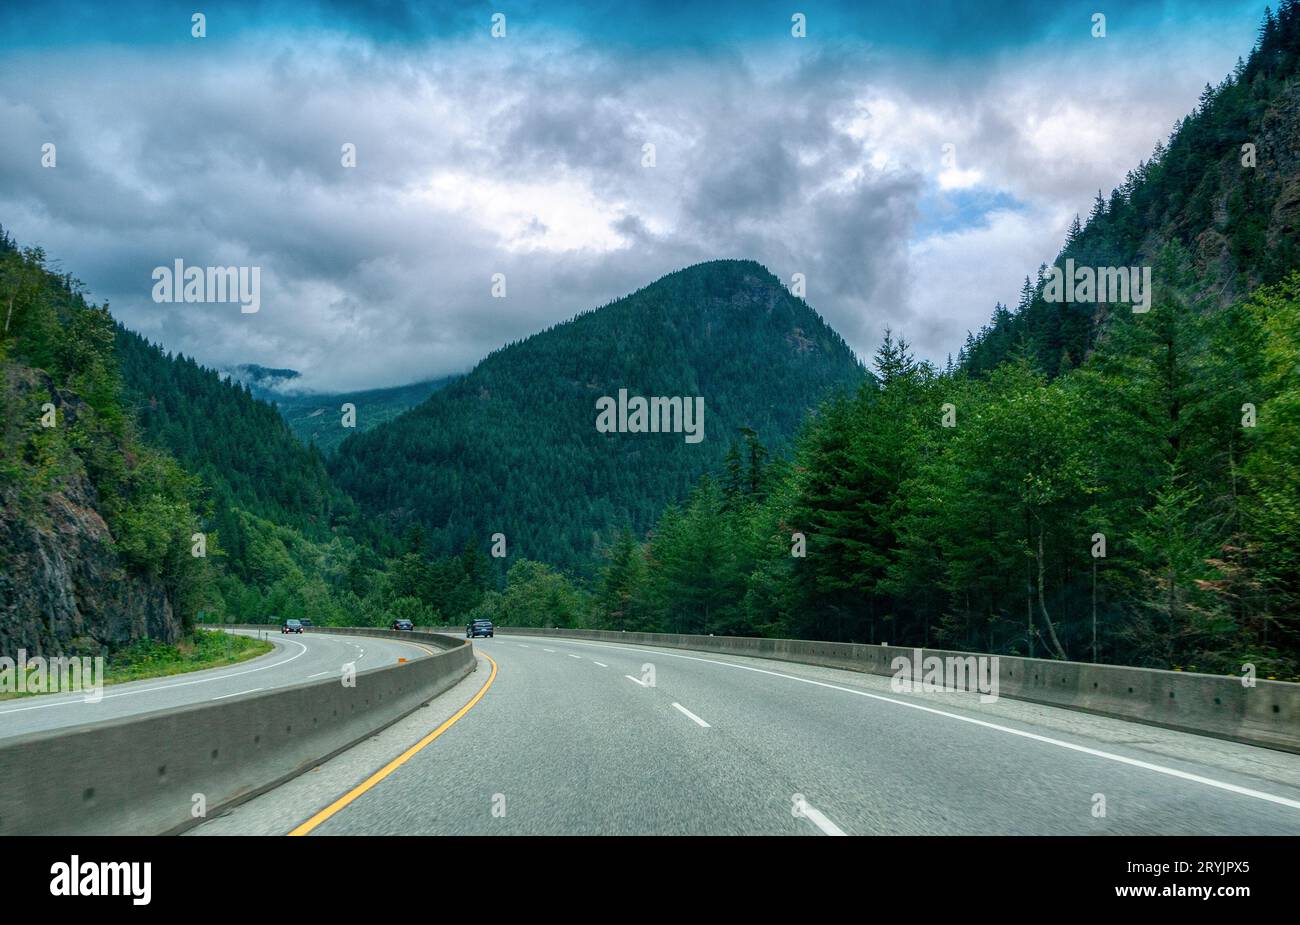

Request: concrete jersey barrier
left=0, top=627, right=475, bottom=835
left=494, top=626, right=1300, bottom=754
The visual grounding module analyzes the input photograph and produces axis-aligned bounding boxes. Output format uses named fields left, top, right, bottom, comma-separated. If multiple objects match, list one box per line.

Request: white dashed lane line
left=796, top=799, right=847, bottom=836
left=625, top=674, right=651, bottom=688
left=671, top=702, right=711, bottom=728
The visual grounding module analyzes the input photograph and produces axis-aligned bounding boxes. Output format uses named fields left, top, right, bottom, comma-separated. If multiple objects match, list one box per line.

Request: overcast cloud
left=0, top=2, right=1267, bottom=390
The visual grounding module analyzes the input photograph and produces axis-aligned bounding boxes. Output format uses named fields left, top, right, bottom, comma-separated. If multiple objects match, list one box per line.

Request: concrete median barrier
left=495, top=627, right=1300, bottom=754
left=0, top=628, right=475, bottom=835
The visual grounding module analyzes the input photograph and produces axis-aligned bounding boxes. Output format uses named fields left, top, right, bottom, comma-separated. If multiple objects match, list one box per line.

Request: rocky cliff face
left=0, top=365, right=179, bottom=657
left=1202, top=79, right=1300, bottom=302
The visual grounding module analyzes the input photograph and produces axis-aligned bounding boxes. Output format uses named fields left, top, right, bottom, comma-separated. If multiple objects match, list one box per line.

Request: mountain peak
left=331, top=260, right=866, bottom=572
left=624, top=259, right=790, bottom=307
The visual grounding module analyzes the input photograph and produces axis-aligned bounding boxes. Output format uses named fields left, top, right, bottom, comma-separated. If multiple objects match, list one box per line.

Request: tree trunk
left=1036, top=528, right=1068, bottom=660
left=1091, top=558, right=1098, bottom=663
left=1026, top=554, right=1035, bottom=658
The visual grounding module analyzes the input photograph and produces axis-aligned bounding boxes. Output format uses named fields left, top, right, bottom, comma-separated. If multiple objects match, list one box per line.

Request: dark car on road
left=392, top=619, right=414, bottom=631
left=299, top=617, right=313, bottom=627
left=282, top=619, right=304, bottom=634
left=467, top=619, right=494, bottom=638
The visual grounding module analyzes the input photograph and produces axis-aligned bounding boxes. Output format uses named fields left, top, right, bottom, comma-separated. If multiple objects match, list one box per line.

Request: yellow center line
left=288, top=650, right=498, bottom=836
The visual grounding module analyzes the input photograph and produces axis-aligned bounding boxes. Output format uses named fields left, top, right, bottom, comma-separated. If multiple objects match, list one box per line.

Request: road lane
left=524, top=634, right=1300, bottom=834
left=193, top=631, right=1300, bottom=836
left=0, top=629, right=435, bottom=740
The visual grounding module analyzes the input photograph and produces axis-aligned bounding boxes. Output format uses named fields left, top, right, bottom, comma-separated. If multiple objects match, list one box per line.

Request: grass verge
left=0, top=629, right=274, bottom=700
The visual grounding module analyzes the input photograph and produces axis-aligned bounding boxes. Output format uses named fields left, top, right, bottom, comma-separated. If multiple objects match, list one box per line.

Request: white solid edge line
left=517, top=636, right=1300, bottom=812
left=624, top=675, right=650, bottom=688
left=799, top=801, right=847, bottom=836
left=671, top=702, right=711, bottom=728
left=0, top=636, right=311, bottom=715
left=211, top=687, right=264, bottom=700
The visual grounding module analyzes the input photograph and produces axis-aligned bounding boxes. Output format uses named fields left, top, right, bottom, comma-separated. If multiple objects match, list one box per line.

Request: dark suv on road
left=282, top=619, right=304, bottom=634
left=467, top=619, right=494, bottom=638
left=392, top=619, right=414, bottom=631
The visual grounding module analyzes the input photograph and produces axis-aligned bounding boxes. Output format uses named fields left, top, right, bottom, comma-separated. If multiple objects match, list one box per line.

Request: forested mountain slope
left=116, top=330, right=348, bottom=540
left=963, top=1, right=1300, bottom=376
left=331, top=260, right=866, bottom=572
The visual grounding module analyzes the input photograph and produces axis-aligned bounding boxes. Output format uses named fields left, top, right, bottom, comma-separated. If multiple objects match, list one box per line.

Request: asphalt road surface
left=0, top=629, right=434, bottom=741
left=192, top=632, right=1300, bottom=836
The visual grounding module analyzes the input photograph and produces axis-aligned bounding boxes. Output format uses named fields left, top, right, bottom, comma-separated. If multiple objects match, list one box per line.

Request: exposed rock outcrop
left=0, top=365, right=179, bottom=656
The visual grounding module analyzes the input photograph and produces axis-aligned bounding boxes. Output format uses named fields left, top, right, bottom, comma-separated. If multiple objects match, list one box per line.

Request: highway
left=191, top=632, right=1300, bottom=836
left=0, top=629, right=434, bottom=741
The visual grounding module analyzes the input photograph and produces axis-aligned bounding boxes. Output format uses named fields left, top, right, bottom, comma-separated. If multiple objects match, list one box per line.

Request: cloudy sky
left=0, top=0, right=1270, bottom=391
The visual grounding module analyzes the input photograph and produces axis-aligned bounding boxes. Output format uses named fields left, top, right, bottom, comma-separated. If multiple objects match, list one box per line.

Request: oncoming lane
left=0, top=629, right=436, bottom=740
